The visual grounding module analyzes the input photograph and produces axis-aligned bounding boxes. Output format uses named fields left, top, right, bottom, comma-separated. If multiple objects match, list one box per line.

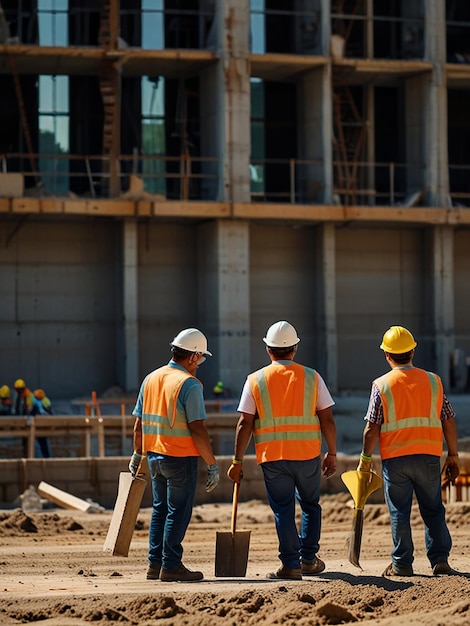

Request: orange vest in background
left=141, top=365, right=201, bottom=457
left=376, top=367, right=443, bottom=460
left=249, top=361, right=321, bottom=464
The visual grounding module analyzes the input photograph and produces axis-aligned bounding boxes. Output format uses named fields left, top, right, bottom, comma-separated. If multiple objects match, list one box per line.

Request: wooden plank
left=37, top=481, right=92, bottom=512
left=103, top=472, right=147, bottom=557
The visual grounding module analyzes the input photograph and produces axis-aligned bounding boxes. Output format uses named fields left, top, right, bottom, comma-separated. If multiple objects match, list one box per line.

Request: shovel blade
left=341, top=470, right=383, bottom=510
left=215, top=530, right=251, bottom=577
left=346, top=508, right=364, bottom=568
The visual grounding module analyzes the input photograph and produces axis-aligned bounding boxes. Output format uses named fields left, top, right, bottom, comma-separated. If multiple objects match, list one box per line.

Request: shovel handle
left=231, top=482, right=239, bottom=534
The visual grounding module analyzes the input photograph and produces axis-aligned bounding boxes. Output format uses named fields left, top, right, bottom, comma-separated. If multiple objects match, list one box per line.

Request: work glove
left=441, top=454, right=460, bottom=483
left=227, top=461, right=243, bottom=483
left=357, top=452, right=372, bottom=473
left=129, top=452, right=143, bottom=477
left=206, top=463, right=220, bottom=492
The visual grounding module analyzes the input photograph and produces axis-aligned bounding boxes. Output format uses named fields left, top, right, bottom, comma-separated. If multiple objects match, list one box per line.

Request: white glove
left=206, top=463, right=220, bottom=492
left=129, top=452, right=143, bottom=477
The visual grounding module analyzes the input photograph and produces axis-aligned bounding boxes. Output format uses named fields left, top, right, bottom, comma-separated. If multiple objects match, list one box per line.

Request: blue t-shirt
left=132, top=360, right=207, bottom=424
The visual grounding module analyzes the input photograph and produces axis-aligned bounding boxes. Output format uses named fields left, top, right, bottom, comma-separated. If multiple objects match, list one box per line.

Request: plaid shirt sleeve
left=441, top=394, right=455, bottom=421
left=364, top=384, right=383, bottom=425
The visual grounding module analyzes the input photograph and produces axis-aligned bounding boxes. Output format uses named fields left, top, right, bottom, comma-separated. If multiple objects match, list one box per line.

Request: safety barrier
left=0, top=414, right=239, bottom=459
left=442, top=470, right=470, bottom=504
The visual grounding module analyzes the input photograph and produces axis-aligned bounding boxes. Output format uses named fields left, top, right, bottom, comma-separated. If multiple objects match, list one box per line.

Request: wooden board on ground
left=103, top=472, right=147, bottom=557
left=38, top=481, right=93, bottom=512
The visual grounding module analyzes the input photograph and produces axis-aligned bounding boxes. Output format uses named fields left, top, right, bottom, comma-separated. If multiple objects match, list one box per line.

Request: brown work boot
left=382, top=562, right=414, bottom=577
left=301, top=556, right=325, bottom=576
left=433, top=561, right=456, bottom=576
left=160, top=564, right=204, bottom=582
left=146, top=564, right=161, bottom=580
left=266, top=565, right=302, bottom=580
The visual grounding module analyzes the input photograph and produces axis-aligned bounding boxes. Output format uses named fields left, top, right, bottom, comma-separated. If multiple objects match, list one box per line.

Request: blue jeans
left=382, top=454, right=451, bottom=568
left=261, top=457, right=322, bottom=569
left=147, top=453, right=198, bottom=570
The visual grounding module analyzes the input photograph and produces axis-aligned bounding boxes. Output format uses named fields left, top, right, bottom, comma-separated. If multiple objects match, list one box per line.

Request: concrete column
left=203, top=0, right=250, bottom=203
left=432, top=225, right=454, bottom=390
left=298, top=65, right=333, bottom=203
left=198, top=220, right=250, bottom=397
left=123, top=220, right=139, bottom=392
left=317, top=223, right=337, bottom=392
left=424, top=0, right=449, bottom=207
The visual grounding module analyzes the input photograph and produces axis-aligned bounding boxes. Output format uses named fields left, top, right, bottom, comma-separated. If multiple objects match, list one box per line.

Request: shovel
left=341, top=469, right=383, bottom=569
left=215, top=481, right=251, bottom=577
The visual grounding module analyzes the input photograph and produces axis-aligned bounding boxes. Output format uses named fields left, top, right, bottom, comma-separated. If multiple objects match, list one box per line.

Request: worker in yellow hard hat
left=212, top=380, right=224, bottom=397
left=358, top=325, right=460, bottom=577
left=13, top=379, right=34, bottom=417
left=13, top=380, right=52, bottom=458
left=0, top=385, right=12, bottom=415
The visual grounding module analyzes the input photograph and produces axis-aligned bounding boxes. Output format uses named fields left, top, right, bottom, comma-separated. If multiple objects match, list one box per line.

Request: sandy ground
left=0, top=492, right=469, bottom=626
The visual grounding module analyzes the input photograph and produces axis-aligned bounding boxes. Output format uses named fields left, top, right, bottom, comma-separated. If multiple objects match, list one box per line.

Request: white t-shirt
left=237, top=361, right=335, bottom=415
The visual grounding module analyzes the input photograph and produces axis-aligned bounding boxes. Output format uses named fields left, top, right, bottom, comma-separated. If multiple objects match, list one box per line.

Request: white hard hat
left=171, top=328, right=212, bottom=356
left=263, top=321, right=300, bottom=348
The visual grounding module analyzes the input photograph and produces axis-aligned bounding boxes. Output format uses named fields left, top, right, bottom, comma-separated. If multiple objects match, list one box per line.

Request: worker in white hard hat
left=359, top=325, right=460, bottom=577
left=227, top=320, right=337, bottom=581
left=129, top=327, right=219, bottom=583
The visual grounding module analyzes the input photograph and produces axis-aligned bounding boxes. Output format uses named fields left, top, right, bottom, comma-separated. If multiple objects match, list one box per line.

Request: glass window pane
left=39, top=76, right=54, bottom=112
left=142, top=0, right=164, bottom=49
left=142, top=77, right=165, bottom=117
left=55, top=76, right=69, bottom=113
left=251, top=0, right=265, bottom=53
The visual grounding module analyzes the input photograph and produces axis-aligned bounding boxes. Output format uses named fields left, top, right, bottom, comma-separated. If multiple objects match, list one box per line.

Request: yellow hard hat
left=14, top=378, right=26, bottom=390
left=0, top=385, right=10, bottom=398
left=380, top=326, right=417, bottom=354
left=34, top=389, right=46, bottom=400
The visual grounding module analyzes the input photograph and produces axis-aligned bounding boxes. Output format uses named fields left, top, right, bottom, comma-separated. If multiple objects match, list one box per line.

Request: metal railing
left=1, top=152, right=219, bottom=201
left=330, top=13, right=425, bottom=60
left=3, top=152, right=470, bottom=208
left=1, top=5, right=215, bottom=49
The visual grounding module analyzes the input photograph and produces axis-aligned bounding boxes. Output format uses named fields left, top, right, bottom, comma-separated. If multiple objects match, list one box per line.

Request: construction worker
left=13, top=379, right=34, bottom=417
left=227, top=321, right=337, bottom=581
left=13, top=379, right=51, bottom=458
left=212, top=380, right=224, bottom=397
left=359, top=325, right=460, bottom=577
left=129, top=328, right=220, bottom=582
left=0, top=385, right=12, bottom=415
left=33, top=389, right=53, bottom=415
left=32, top=389, right=53, bottom=458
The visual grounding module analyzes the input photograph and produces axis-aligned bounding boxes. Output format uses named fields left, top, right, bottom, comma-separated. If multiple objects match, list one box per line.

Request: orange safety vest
left=375, top=366, right=443, bottom=460
left=249, top=361, right=322, bottom=464
left=141, top=365, right=202, bottom=457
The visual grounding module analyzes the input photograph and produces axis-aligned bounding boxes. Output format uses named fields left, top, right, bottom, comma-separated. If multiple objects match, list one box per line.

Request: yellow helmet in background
left=0, top=385, right=10, bottom=398
left=14, top=378, right=26, bottom=390
left=380, top=326, right=417, bottom=354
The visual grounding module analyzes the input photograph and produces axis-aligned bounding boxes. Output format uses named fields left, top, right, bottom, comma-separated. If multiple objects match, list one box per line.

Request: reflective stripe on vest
left=250, top=363, right=321, bottom=463
left=377, top=368, right=443, bottom=460
left=141, top=365, right=201, bottom=457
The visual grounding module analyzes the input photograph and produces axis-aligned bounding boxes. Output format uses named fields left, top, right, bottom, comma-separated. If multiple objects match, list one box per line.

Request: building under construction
left=1, top=0, right=470, bottom=400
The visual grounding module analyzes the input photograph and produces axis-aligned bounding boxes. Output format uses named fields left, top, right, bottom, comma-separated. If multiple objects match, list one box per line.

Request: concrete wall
left=0, top=455, right=376, bottom=510
left=0, top=219, right=121, bottom=398
left=335, top=226, right=432, bottom=389
left=3, top=452, right=469, bottom=510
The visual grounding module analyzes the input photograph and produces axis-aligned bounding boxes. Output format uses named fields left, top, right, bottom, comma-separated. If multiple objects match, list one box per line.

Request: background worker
left=227, top=321, right=337, bottom=581
left=13, top=379, right=34, bottom=418
left=0, top=385, right=12, bottom=415
left=32, top=389, right=53, bottom=458
left=13, top=379, right=34, bottom=456
left=129, top=328, right=220, bottom=583
left=358, top=325, right=460, bottom=577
